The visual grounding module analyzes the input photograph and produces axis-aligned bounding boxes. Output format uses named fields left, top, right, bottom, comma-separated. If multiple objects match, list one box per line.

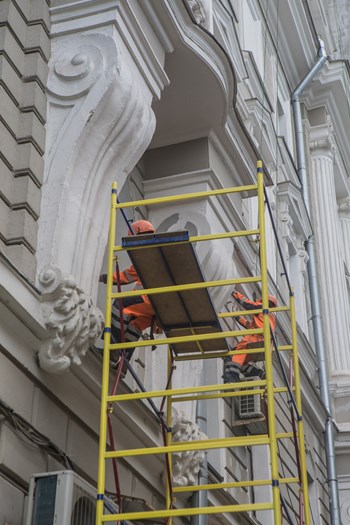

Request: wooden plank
left=122, top=231, right=229, bottom=355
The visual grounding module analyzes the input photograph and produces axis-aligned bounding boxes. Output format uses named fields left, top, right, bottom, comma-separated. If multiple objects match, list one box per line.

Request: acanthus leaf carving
left=171, top=407, right=207, bottom=486
left=38, top=265, right=104, bottom=374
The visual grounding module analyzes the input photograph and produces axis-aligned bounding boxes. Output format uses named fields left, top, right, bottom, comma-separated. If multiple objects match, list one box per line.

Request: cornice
left=305, top=60, right=350, bottom=174
left=50, top=0, right=170, bottom=99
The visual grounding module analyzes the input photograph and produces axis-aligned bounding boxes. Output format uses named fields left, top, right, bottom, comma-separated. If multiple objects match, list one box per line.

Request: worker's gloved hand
left=99, top=274, right=108, bottom=284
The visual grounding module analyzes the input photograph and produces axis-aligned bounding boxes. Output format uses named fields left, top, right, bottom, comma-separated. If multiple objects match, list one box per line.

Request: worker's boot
left=223, top=358, right=241, bottom=383
left=241, top=362, right=265, bottom=379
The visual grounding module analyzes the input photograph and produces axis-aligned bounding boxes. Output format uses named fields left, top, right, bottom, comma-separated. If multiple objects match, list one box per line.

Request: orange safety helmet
left=129, top=220, right=155, bottom=235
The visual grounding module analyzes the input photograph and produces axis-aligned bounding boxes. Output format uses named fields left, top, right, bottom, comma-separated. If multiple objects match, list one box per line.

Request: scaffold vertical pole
left=166, top=345, right=173, bottom=525
left=257, top=161, right=281, bottom=525
left=290, top=292, right=312, bottom=525
left=96, top=182, right=118, bottom=525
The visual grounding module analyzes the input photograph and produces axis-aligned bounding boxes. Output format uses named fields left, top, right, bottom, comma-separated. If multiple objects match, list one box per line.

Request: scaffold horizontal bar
left=219, top=305, right=289, bottom=318
left=173, top=476, right=299, bottom=493
left=107, top=385, right=293, bottom=405
left=114, top=184, right=258, bottom=210
left=111, top=276, right=261, bottom=300
left=101, top=502, right=273, bottom=522
left=173, top=344, right=294, bottom=361
left=105, top=435, right=270, bottom=459
left=172, top=386, right=294, bottom=403
left=104, top=433, right=294, bottom=459
left=107, top=379, right=266, bottom=403
left=114, top=229, right=261, bottom=252
left=109, top=327, right=263, bottom=350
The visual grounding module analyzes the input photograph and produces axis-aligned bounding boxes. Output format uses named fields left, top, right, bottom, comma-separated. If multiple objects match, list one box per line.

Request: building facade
left=0, top=0, right=350, bottom=524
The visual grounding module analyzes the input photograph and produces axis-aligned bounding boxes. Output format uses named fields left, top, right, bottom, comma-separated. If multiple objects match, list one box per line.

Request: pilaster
left=309, top=122, right=350, bottom=379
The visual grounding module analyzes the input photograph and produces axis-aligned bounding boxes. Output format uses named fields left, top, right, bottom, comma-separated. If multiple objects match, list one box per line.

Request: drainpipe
left=191, top=363, right=208, bottom=525
left=291, top=39, right=341, bottom=525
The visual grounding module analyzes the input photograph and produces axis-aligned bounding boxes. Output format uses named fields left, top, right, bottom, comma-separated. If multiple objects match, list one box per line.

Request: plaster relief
left=37, top=32, right=155, bottom=299
left=38, top=265, right=103, bottom=374
left=171, top=407, right=207, bottom=486
left=187, top=0, right=210, bottom=26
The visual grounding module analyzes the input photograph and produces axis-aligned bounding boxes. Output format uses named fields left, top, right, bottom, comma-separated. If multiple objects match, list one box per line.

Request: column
left=339, top=197, right=350, bottom=272
left=310, top=124, right=350, bottom=377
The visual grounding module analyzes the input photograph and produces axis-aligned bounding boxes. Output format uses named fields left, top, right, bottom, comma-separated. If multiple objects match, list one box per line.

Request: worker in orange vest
left=223, top=290, right=277, bottom=383
left=99, top=220, right=157, bottom=368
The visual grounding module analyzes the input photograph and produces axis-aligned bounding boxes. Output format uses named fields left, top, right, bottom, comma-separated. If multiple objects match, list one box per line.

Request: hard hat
left=268, top=295, right=277, bottom=306
left=129, top=220, right=155, bottom=235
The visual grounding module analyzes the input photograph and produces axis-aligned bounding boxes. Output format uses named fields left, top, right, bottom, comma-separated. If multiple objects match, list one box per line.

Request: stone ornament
left=47, top=34, right=118, bottom=101
left=37, top=31, right=155, bottom=298
left=187, top=0, right=211, bottom=26
left=171, top=407, right=207, bottom=486
left=38, top=265, right=104, bottom=374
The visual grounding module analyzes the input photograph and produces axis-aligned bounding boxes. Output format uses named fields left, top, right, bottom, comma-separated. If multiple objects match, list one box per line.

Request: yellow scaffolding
left=96, top=162, right=311, bottom=525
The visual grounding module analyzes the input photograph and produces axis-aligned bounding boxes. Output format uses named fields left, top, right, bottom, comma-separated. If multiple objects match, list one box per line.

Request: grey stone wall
left=0, top=0, right=50, bottom=280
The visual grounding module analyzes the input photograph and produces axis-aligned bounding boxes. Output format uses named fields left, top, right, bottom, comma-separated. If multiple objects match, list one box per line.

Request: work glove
left=99, top=274, right=108, bottom=284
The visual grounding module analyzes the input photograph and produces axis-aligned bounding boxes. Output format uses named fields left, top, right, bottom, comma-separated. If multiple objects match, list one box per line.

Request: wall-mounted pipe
left=291, top=38, right=341, bottom=525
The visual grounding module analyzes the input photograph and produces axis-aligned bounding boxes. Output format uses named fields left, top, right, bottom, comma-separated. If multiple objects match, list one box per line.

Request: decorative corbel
left=38, top=265, right=104, bottom=374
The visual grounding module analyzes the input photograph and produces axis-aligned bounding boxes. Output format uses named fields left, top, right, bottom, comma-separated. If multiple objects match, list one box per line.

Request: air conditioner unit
left=239, top=377, right=267, bottom=435
left=25, top=470, right=119, bottom=525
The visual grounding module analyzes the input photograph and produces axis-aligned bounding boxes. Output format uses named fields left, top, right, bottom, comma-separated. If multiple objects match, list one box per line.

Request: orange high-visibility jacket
left=113, top=265, right=155, bottom=331
left=233, top=292, right=276, bottom=345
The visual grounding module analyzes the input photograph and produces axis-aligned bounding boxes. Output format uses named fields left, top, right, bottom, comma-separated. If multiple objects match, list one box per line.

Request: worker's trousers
left=223, top=339, right=265, bottom=383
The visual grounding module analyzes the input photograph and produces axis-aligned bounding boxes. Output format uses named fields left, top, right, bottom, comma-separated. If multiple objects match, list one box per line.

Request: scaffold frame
left=96, top=162, right=311, bottom=525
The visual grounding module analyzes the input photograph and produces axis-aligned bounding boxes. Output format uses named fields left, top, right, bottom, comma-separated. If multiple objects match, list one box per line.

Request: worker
left=99, top=220, right=158, bottom=371
left=223, top=290, right=277, bottom=383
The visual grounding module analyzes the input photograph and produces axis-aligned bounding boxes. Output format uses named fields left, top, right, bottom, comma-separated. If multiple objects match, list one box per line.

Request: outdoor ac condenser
left=239, top=377, right=267, bottom=435
left=25, top=470, right=118, bottom=525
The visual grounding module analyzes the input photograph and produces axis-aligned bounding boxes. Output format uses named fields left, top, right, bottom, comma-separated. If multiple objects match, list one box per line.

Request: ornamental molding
left=38, top=265, right=104, bottom=374
left=277, top=181, right=312, bottom=240
left=185, top=0, right=213, bottom=29
left=309, top=119, right=337, bottom=159
left=36, top=30, right=156, bottom=298
left=172, top=407, right=207, bottom=486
